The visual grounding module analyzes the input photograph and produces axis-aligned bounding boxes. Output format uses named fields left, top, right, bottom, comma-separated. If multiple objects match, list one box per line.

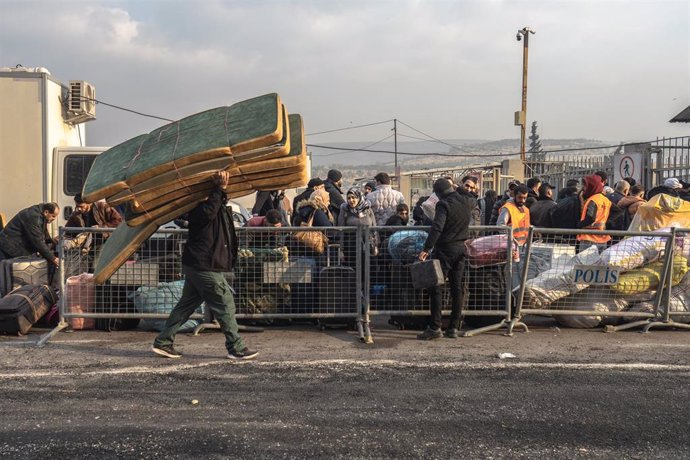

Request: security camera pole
left=515, top=27, right=535, bottom=162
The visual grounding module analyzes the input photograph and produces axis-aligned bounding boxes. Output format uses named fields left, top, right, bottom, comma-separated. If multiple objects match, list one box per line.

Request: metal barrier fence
left=40, top=225, right=365, bottom=345
left=38, top=224, right=690, bottom=346
left=364, top=225, right=518, bottom=338
left=512, top=227, right=679, bottom=334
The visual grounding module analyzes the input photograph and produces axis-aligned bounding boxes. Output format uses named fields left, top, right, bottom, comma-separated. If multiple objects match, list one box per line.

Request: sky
left=1, top=0, right=689, bottom=151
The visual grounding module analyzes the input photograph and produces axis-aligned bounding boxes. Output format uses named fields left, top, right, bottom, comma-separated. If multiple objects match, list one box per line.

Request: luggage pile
left=80, top=93, right=308, bottom=284
left=522, top=230, right=690, bottom=328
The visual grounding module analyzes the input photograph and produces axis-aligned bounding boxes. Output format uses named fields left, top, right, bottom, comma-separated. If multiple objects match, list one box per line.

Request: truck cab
left=52, top=146, right=107, bottom=227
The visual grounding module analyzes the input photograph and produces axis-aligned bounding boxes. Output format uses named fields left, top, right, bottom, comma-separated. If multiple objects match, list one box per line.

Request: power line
left=306, top=119, right=394, bottom=136
left=312, top=134, right=395, bottom=157
left=307, top=143, right=520, bottom=158
left=75, top=96, right=174, bottom=122
left=396, top=119, right=472, bottom=152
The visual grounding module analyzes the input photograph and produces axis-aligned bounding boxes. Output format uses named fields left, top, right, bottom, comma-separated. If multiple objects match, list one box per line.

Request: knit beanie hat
left=327, top=169, right=343, bottom=181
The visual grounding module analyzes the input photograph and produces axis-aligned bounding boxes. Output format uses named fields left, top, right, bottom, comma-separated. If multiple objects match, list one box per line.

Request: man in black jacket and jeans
left=417, top=178, right=474, bottom=340
left=152, top=171, right=258, bottom=360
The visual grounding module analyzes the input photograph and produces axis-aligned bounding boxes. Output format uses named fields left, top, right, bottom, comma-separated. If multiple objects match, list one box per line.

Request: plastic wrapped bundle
left=552, top=287, right=628, bottom=329
left=599, top=235, right=666, bottom=270
left=134, top=280, right=201, bottom=332
left=387, top=230, right=428, bottom=264
left=626, top=272, right=690, bottom=323
left=421, top=193, right=439, bottom=221
left=522, top=245, right=600, bottom=308
left=610, top=255, right=688, bottom=295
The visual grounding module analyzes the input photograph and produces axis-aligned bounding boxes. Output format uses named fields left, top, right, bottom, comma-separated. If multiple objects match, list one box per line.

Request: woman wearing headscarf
left=338, top=187, right=377, bottom=266
left=576, top=174, right=612, bottom=253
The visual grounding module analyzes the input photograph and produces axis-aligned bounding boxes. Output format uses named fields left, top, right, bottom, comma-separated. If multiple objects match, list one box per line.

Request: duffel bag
left=0, top=285, right=57, bottom=335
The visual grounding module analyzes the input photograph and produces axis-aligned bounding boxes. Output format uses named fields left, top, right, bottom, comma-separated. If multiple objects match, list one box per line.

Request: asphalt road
left=1, top=321, right=690, bottom=459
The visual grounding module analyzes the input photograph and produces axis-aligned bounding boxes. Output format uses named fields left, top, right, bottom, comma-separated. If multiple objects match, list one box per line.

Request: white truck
left=0, top=66, right=103, bottom=231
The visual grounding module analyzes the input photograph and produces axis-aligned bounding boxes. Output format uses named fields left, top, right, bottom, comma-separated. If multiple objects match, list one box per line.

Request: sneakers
left=417, top=328, right=442, bottom=340
left=152, top=344, right=182, bottom=359
left=444, top=328, right=459, bottom=339
left=228, top=347, right=259, bottom=360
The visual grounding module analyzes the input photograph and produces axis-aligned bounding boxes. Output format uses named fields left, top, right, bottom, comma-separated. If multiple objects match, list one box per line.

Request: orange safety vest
left=577, top=193, right=612, bottom=243
left=500, top=201, right=530, bottom=246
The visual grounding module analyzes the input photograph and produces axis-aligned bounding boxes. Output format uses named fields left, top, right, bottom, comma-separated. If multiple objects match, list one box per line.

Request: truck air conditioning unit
left=65, top=80, right=96, bottom=124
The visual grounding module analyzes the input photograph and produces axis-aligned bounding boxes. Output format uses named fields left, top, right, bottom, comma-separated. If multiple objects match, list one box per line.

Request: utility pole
left=515, top=27, right=535, bottom=162
left=393, top=118, right=399, bottom=178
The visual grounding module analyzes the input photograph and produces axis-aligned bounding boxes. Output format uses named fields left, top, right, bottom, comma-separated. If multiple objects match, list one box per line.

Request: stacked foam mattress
left=81, top=93, right=307, bottom=283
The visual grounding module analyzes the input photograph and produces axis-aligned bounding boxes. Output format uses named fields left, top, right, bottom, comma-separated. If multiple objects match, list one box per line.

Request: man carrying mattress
left=152, top=171, right=258, bottom=360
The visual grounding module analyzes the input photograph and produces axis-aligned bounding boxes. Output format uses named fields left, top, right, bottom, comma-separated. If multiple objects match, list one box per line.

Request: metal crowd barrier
left=39, top=225, right=365, bottom=346
left=364, top=225, right=518, bottom=340
left=37, top=223, right=690, bottom=347
left=512, top=227, right=679, bottom=334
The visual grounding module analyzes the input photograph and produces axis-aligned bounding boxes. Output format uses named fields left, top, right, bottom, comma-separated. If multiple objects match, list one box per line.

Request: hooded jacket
left=293, top=198, right=334, bottom=227
left=577, top=175, right=611, bottom=230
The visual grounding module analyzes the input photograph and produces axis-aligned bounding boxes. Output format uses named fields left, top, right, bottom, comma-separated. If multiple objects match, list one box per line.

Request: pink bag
left=65, top=273, right=96, bottom=330
left=465, top=234, right=512, bottom=267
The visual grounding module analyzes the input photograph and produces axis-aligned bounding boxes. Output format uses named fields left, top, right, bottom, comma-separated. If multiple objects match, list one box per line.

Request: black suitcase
left=409, top=259, right=445, bottom=289
left=0, top=256, right=50, bottom=297
left=317, top=245, right=357, bottom=329
left=0, top=285, right=57, bottom=335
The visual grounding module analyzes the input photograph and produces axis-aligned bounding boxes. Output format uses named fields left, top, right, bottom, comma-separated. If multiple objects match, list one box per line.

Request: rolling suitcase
left=0, top=256, right=50, bottom=297
left=317, top=245, right=357, bottom=329
left=0, top=284, right=57, bottom=335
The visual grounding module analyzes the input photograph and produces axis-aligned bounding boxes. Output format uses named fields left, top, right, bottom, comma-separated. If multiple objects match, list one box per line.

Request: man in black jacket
left=0, top=202, right=59, bottom=266
left=489, top=180, right=520, bottom=225
left=153, top=171, right=258, bottom=360
left=529, top=183, right=557, bottom=228
left=417, top=178, right=474, bottom=340
left=324, top=169, right=345, bottom=220
left=525, top=177, right=541, bottom=209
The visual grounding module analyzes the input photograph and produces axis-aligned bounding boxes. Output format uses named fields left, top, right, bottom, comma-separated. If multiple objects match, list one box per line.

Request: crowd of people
left=3, top=167, right=690, bottom=352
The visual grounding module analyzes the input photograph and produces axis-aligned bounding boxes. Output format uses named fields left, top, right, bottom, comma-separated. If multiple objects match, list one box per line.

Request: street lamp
left=515, top=27, right=535, bottom=162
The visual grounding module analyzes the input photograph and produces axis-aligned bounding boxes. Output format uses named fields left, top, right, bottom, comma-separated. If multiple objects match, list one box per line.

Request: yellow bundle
left=611, top=254, right=688, bottom=295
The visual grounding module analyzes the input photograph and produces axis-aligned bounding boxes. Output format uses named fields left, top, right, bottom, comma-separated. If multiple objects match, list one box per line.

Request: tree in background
left=528, top=121, right=545, bottom=161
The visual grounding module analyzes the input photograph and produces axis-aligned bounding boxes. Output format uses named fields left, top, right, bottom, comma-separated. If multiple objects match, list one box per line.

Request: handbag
left=292, top=211, right=328, bottom=254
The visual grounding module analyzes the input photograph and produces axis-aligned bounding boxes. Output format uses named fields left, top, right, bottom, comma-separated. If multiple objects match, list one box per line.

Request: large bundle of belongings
left=520, top=194, right=690, bottom=328
left=80, top=93, right=308, bottom=284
